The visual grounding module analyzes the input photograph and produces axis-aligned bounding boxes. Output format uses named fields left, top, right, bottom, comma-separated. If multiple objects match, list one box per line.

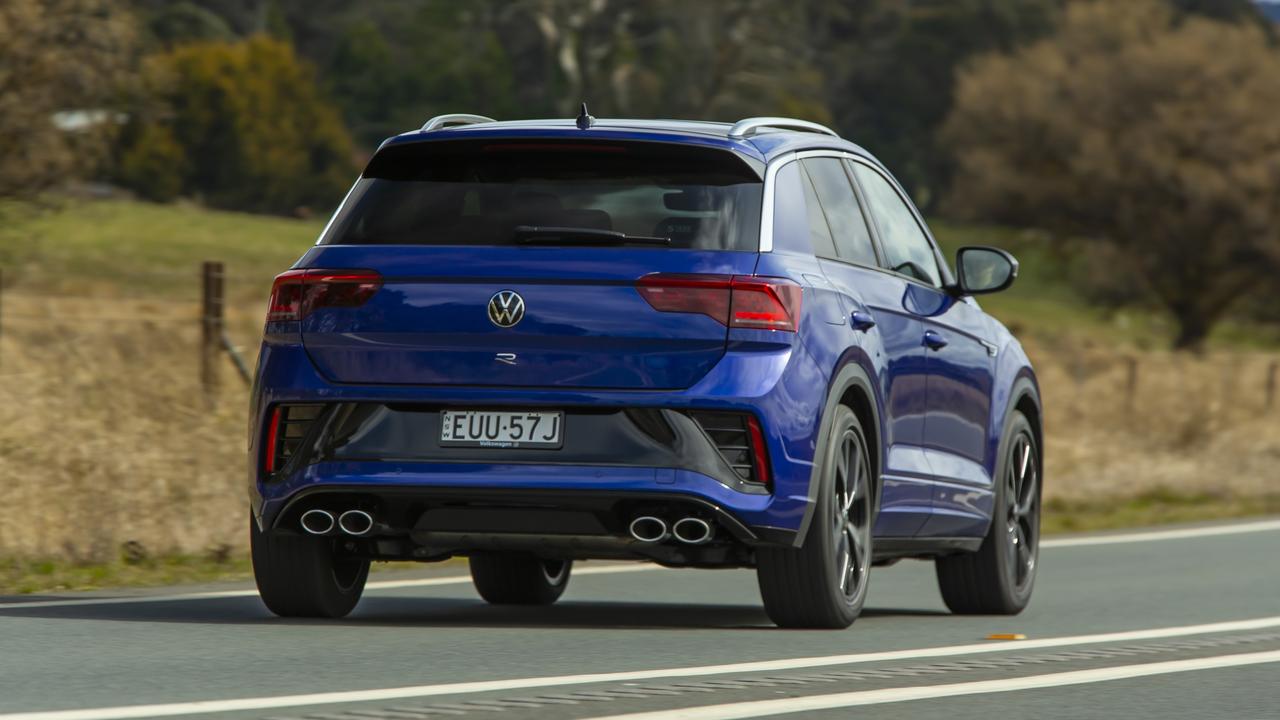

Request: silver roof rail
left=421, top=114, right=495, bottom=132
left=727, top=117, right=839, bottom=140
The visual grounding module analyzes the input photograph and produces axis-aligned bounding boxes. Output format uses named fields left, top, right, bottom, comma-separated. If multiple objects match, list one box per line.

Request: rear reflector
left=636, top=274, right=802, bottom=331
left=746, top=415, right=772, bottom=490
left=263, top=404, right=324, bottom=475
left=266, top=269, right=382, bottom=323
left=688, top=411, right=773, bottom=490
left=263, top=407, right=282, bottom=473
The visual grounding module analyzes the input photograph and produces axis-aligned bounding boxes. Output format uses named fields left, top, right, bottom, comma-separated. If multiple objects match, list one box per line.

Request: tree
left=144, top=2, right=234, bottom=46
left=0, top=0, right=136, bottom=199
left=119, top=36, right=355, bottom=214
left=943, top=0, right=1280, bottom=350
left=811, top=0, right=1060, bottom=207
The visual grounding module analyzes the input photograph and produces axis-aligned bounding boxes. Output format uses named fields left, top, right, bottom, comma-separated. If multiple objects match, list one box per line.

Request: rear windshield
left=320, top=140, right=763, bottom=251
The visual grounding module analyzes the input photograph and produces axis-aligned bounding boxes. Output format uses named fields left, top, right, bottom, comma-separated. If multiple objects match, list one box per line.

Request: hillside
left=0, top=200, right=1275, bottom=576
left=3, top=200, right=1276, bottom=351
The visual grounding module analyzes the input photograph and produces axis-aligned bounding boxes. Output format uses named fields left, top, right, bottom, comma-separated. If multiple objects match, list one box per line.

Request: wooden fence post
left=0, top=267, right=4, bottom=371
left=1267, top=361, right=1278, bottom=412
left=201, top=261, right=224, bottom=400
left=1125, top=356, right=1139, bottom=412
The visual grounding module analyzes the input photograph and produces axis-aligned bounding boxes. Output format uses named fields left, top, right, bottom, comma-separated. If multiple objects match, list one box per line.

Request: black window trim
left=762, top=149, right=955, bottom=291
left=843, top=156, right=955, bottom=290
left=763, top=151, right=882, bottom=274
left=795, top=161, right=839, bottom=261
left=797, top=157, right=886, bottom=268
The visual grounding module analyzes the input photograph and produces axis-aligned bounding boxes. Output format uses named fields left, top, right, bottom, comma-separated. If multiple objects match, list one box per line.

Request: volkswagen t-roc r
left=249, top=113, right=1042, bottom=628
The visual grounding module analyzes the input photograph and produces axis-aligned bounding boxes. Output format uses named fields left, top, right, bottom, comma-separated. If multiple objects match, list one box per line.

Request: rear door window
left=801, top=158, right=878, bottom=267
left=322, top=140, right=763, bottom=251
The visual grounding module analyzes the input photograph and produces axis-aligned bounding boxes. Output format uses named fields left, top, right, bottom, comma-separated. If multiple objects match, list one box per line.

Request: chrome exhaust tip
left=299, top=509, right=335, bottom=536
left=337, top=509, right=375, bottom=537
left=672, top=517, right=713, bottom=545
left=628, top=516, right=669, bottom=543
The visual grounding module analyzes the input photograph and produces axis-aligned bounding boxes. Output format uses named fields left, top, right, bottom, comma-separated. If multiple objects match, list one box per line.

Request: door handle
left=923, top=330, right=949, bottom=351
left=850, top=310, right=876, bottom=332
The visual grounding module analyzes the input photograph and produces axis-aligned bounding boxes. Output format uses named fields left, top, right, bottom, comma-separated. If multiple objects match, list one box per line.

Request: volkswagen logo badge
left=488, top=290, right=525, bottom=328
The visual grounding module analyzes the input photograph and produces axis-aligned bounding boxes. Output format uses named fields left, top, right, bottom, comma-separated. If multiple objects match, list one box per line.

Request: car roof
left=379, top=117, right=880, bottom=170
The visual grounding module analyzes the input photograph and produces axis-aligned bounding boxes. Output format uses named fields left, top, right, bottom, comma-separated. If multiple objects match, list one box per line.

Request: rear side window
left=791, top=163, right=838, bottom=259
left=322, top=140, right=763, bottom=250
left=850, top=163, right=943, bottom=287
left=801, top=158, right=878, bottom=267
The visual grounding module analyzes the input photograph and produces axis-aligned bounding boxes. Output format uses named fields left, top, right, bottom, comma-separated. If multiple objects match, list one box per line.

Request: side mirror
left=956, top=246, right=1019, bottom=295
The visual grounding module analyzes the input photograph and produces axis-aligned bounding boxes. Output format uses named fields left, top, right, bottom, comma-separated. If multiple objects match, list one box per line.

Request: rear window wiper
left=513, top=225, right=671, bottom=246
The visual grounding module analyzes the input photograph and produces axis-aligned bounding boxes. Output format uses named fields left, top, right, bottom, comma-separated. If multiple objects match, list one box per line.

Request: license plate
left=439, top=410, right=563, bottom=449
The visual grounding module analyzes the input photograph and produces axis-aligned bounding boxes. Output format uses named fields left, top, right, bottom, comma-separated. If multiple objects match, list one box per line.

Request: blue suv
left=249, top=112, right=1043, bottom=629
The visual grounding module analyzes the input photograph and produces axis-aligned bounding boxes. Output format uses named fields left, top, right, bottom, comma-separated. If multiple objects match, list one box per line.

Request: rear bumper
left=261, top=472, right=796, bottom=565
left=250, top=338, right=829, bottom=546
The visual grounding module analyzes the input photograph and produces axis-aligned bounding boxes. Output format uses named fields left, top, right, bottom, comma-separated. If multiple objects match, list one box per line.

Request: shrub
left=119, top=35, right=355, bottom=215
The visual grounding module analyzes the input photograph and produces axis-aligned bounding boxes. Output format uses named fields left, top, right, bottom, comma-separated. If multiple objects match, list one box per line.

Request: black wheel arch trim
left=989, top=374, right=1043, bottom=536
left=793, top=359, right=884, bottom=548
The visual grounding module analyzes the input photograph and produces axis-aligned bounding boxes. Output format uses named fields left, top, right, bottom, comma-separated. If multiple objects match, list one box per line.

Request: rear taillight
left=266, top=269, right=382, bottom=323
left=263, top=404, right=323, bottom=475
left=636, top=274, right=802, bottom=331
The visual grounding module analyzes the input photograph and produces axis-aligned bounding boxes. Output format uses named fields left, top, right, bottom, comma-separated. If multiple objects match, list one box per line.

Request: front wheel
left=250, top=514, right=369, bottom=618
left=470, top=553, right=572, bottom=605
left=756, top=405, right=874, bottom=629
left=935, top=410, right=1040, bottom=614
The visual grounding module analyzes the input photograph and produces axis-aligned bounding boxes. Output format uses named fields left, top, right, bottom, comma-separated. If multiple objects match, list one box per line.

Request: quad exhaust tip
left=672, top=517, right=714, bottom=545
left=628, top=516, right=669, bottom=543
left=337, top=510, right=375, bottom=537
left=299, top=509, right=335, bottom=535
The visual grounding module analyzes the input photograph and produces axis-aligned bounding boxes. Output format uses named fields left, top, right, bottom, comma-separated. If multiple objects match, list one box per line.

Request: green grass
left=2, top=496, right=1271, bottom=595
left=0, top=198, right=1274, bottom=349
left=0, top=553, right=463, bottom=596
left=0, top=552, right=253, bottom=595
left=0, top=199, right=323, bottom=304
left=1041, top=489, right=1279, bottom=535
left=4, top=198, right=1271, bottom=348
left=0, top=198, right=1275, bottom=594
left=931, top=221, right=1280, bottom=351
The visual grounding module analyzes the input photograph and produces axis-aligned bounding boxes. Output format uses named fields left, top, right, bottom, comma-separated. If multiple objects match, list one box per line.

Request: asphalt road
left=1, top=518, right=1278, bottom=720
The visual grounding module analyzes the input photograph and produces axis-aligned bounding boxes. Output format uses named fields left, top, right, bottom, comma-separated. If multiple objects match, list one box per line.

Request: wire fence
left=0, top=262, right=1278, bottom=411
left=0, top=262, right=256, bottom=391
left=0, top=262, right=1277, bottom=560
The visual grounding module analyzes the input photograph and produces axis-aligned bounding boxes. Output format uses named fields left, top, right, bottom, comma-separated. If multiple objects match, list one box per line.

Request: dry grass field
left=0, top=200, right=1276, bottom=587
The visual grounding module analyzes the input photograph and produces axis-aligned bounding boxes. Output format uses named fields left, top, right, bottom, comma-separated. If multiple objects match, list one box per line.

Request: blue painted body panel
left=249, top=119, right=1039, bottom=551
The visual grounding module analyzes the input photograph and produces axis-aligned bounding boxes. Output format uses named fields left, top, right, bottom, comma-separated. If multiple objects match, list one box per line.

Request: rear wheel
left=250, top=515, right=369, bottom=618
left=757, top=405, right=874, bottom=629
left=469, top=553, right=572, bottom=605
left=935, top=410, right=1040, bottom=614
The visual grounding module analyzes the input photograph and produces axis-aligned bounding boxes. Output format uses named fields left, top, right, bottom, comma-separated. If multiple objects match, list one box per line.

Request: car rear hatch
left=291, top=138, right=766, bottom=390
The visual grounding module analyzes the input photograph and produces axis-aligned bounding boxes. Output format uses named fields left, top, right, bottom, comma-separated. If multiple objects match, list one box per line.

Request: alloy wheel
left=540, top=559, right=569, bottom=585
left=832, top=426, right=872, bottom=602
left=1004, top=431, right=1039, bottom=592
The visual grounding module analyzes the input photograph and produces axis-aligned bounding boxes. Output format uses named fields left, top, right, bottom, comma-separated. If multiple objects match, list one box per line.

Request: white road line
left=1, top=616, right=1278, bottom=720
left=0, top=564, right=656, bottom=611
left=1040, top=519, right=1280, bottom=548
left=0, top=518, right=1275, bottom=611
left=578, top=650, right=1280, bottom=720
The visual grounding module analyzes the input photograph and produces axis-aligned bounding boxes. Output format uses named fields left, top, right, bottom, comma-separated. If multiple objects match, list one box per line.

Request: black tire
left=250, top=514, right=369, bottom=618
left=756, top=405, right=874, bottom=629
left=469, top=553, right=572, bottom=605
left=936, top=410, right=1040, bottom=615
